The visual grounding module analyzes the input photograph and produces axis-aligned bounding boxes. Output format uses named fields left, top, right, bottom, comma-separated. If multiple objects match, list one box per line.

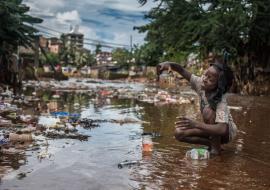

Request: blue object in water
left=69, top=113, right=81, bottom=118
left=51, top=112, right=80, bottom=118
left=51, top=112, right=69, bottom=117
left=0, top=137, right=9, bottom=145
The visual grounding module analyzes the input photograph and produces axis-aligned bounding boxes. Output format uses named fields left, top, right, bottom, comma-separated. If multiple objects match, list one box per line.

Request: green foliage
left=0, top=0, right=42, bottom=54
left=132, top=43, right=163, bottom=66
left=36, top=67, right=68, bottom=80
left=95, top=44, right=102, bottom=55
left=137, top=0, right=270, bottom=67
left=112, top=48, right=131, bottom=66
left=85, top=52, right=96, bottom=66
left=75, top=50, right=88, bottom=68
left=41, top=52, right=59, bottom=66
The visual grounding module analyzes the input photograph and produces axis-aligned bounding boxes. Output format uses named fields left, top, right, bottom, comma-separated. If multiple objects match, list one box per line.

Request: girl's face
left=201, top=66, right=219, bottom=91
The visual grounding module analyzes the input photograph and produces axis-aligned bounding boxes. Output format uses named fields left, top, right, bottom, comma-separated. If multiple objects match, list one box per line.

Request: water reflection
left=0, top=82, right=270, bottom=189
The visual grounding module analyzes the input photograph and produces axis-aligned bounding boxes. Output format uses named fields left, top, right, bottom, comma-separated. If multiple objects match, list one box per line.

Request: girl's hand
left=175, top=116, right=198, bottom=130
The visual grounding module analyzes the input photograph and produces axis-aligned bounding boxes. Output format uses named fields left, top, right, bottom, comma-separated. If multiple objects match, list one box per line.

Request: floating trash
left=185, top=148, right=210, bottom=160
left=118, top=160, right=140, bottom=169
left=142, top=133, right=153, bottom=152
left=51, top=112, right=69, bottom=117
left=45, top=131, right=89, bottom=141
left=9, top=133, right=33, bottom=142
left=0, top=118, right=12, bottom=126
left=0, top=136, right=9, bottom=145
left=0, top=147, right=24, bottom=154
left=37, top=151, right=53, bottom=161
left=65, top=123, right=77, bottom=132
left=51, top=112, right=81, bottom=119
left=79, top=118, right=99, bottom=129
left=228, top=106, right=243, bottom=111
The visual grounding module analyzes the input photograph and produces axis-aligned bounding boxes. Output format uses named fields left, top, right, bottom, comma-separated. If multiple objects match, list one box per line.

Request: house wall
left=90, top=69, right=99, bottom=78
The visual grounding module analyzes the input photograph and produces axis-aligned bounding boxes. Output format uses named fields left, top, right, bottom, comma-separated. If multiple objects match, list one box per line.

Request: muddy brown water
left=0, top=80, right=270, bottom=190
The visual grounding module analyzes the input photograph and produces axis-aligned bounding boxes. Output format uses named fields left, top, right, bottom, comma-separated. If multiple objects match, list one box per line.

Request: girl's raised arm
left=157, top=62, right=191, bottom=81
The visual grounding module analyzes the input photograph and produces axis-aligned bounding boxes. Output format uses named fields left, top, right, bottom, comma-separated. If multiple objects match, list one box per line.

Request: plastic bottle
left=186, top=148, right=210, bottom=160
left=142, top=133, right=153, bottom=152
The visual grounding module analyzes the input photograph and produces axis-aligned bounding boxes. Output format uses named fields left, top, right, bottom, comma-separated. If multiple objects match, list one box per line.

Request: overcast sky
left=23, top=0, right=157, bottom=51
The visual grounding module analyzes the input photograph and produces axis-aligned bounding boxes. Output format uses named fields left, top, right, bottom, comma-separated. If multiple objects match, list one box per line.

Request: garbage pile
left=100, top=87, right=195, bottom=105
left=23, top=80, right=89, bottom=91
left=23, top=79, right=196, bottom=106
left=0, top=78, right=197, bottom=158
left=0, top=92, right=90, bottom=156
left=38, top=112, right=90, bottom=140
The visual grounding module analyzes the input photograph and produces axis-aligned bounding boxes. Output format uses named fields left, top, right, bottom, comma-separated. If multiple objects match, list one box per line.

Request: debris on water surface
left=17, top=172, right=27, bottom=180
left=118, top=160, right=140, bottom=169
left=79, top=118, right=100, bottom=129
left=185, top=148, right=210, bottom=160
left=9, top=133, right=33, bottom=142
left=37, top=151, right=53, bottom=161
left=44, top=130, right=90, bottom=141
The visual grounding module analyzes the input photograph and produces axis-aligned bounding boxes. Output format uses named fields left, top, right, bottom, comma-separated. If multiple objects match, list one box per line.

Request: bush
left=36, top=68, right=68, bottom=80
left=108, top=72, right=129, bottom=80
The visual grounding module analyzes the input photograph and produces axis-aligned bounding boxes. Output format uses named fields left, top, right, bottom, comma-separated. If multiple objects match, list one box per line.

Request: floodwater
left=0, top=79, right=270, bottom=190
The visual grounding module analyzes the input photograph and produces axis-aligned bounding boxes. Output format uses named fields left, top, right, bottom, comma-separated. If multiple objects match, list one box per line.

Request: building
left=48, top=37, right=62, bottom=54
left=96, top=51, right=112, bottom=65
left=62, top=25, right=84, bottom=50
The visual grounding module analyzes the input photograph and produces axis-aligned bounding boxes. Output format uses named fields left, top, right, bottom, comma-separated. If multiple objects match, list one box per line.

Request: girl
left=157, top=57, right=237, bottom=154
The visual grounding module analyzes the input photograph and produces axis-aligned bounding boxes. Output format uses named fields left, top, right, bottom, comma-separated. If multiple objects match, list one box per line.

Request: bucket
left=142, top=133, right=153, bottom=152
left=9, top=133, right=33, bottom=142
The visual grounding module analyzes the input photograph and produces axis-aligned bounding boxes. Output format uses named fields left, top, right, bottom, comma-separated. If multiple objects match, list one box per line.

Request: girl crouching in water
left=157, top=57, right=237, bottom=154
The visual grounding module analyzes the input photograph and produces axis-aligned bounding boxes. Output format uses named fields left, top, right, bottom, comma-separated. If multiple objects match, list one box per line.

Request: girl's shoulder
left=221, top=93, right=228, bottom=102
left=216, top=94, right=229, bottom=109
left=190, top=74, right=203, bottom=94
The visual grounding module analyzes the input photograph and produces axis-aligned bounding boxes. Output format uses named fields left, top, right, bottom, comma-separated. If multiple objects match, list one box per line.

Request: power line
left=35, top=24, right=130, bottom=48
left=37, top=30, right=121, bottom=49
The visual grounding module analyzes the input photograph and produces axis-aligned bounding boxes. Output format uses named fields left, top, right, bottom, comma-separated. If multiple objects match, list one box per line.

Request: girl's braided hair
left=207, top=56, right=234, bottom=110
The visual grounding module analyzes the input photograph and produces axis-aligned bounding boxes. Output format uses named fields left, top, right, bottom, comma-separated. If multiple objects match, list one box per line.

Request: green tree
left=132, top=43, right=163, bottom=66
left=95, top=43, right=102, bottom=55
left=0, top=0, right=42, bottom=54
left=137, top=0, right=270, bottom=94
left=86, top=52, right=96, bottom=66
left=59, top=34, right=69, bottom=65
left=41, top=52, right=59, bottom=66
left=75, top=49, right=95, bottom=68
left=111, top=48, right=131, bottom=66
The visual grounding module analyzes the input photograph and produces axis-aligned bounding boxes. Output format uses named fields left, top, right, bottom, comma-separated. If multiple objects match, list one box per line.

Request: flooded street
left=0, top=79, right=270, bottom=190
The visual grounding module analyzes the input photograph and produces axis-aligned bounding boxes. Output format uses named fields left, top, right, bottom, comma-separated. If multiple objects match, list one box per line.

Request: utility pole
left=34, top=35, right=39, bottom=68
left=130, top=35, right=133, bottom=52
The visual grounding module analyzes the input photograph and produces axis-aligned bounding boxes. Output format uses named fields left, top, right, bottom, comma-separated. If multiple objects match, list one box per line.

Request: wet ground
left=0, top=79, right=270, bottom=190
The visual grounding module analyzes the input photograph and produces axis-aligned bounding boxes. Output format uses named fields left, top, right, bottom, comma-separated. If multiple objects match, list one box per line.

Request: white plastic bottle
left=186, top=148, right=210, bottom=160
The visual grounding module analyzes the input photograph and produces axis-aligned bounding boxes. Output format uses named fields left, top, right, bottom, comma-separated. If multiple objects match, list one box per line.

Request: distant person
left=157, top=56, right=237, bottom=155
left=8, top=50, right=20, bottom=95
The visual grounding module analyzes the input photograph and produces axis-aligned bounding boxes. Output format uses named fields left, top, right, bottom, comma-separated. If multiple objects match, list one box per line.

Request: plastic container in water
left=142, top=133, right=153, bottom=152
left=0, top=137, right=9, bottom=145
left=186, top=148, right=210, bottom=160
